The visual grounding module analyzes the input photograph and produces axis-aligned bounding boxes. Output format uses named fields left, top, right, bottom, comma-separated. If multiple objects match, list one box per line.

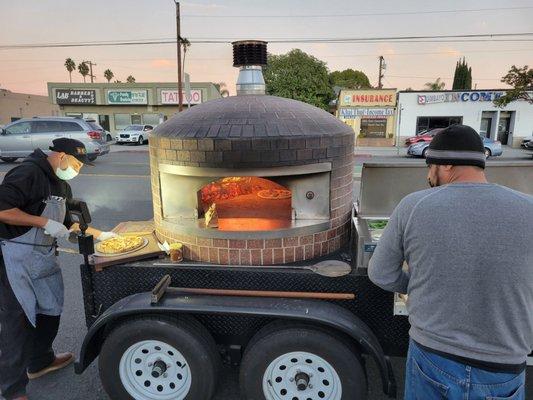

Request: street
left=0, top=146, right=532, bottom=400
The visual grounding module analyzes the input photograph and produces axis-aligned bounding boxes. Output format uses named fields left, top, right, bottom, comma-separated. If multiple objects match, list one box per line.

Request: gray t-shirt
left=368, top=182, right=533, bottom=364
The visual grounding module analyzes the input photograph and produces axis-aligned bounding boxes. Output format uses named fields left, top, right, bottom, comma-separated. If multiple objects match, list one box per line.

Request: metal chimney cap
left=232, top=40, right=268, bottom=67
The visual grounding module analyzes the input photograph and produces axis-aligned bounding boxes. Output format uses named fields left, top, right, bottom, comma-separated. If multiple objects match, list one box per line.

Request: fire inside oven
left=198, top=177, right=292, bottom=231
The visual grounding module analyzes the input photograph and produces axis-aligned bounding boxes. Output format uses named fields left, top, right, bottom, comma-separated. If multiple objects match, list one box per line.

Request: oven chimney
left=232, top=40, right=267, bottom=95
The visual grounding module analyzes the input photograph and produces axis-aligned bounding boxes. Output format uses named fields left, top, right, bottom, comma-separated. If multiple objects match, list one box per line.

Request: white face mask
left=55, top=165, right=79, bottom=180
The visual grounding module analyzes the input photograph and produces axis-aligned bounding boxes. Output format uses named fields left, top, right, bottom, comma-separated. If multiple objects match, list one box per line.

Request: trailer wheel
left=240, top=324, right=367, bottom=400
left=99, top=315, right=220, bottom=400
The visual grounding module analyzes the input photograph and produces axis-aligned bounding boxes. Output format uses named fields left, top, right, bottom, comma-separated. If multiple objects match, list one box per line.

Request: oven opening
left=198, top=177, right=292, bottom=231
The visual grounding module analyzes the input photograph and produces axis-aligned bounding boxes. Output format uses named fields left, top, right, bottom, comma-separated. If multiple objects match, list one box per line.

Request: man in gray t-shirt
left=369, top=125, right=532, bottom=400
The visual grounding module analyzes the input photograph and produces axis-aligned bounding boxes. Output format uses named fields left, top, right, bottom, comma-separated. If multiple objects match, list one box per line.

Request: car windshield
left=88, top=122, right=104, bottom=131
left=124, top=125, right=143, bottom=131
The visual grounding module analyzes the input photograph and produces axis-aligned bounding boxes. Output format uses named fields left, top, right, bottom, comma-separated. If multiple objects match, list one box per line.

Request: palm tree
left=181, top=37, right=191, bottom=74
left=215, top=82, right=230, bottom=97
left=64, top=58, right=76, bottom=82
left=104, top=69, right=114, bottom=83
left=424, top=78, right=445, bottom=91
left=78, top=62, right=89, bottom=83
left=126, top=75, right=136, bottom=83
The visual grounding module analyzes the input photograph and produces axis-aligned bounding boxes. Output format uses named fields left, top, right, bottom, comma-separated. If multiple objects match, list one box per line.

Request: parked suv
left=0, top=117, right=109, bottom=163
left=115, top=124, right=153, bottom=145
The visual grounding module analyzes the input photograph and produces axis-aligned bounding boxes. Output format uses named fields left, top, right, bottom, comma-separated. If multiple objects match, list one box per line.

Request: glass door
left=497, top=115, right=511, bottom=145
left=480, top=117, right=492, bottom=138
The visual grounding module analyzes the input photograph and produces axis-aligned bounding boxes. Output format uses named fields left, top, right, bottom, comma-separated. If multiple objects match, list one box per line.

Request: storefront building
left=47, top=82, right=221, bottom=133
left=1, top=89, right=59, bottom=126
left=337, top=89, right=397, bottom=147
left=397, top=90, right=533, bottom=147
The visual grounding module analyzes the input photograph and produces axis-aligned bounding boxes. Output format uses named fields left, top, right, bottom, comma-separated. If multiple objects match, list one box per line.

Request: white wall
left=397, top=91, right=533, bottom=146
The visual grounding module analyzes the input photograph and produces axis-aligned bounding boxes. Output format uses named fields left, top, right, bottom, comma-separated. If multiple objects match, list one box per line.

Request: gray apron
left=0, top=196, right=66, bottom=327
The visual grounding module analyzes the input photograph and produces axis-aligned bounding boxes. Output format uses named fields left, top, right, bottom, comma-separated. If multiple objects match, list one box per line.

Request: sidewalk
left=109, top=143, right=149, bottom=153
left=355, top=145, right=530, bottom=159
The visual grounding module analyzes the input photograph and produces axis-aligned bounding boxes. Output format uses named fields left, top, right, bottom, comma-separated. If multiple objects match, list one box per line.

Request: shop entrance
left=98, top=115, right=110, bottom=131
left=498, top=112, right=512, bottom=145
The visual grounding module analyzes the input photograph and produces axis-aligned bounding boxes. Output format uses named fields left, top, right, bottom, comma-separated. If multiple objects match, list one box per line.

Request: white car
left=115, top=124, right=153, bottom=145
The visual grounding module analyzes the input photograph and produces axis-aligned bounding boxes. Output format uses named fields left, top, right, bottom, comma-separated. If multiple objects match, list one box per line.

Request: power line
left=180, top=6, right=533, bottom=18
left=1, top=32, right=532, bottom=49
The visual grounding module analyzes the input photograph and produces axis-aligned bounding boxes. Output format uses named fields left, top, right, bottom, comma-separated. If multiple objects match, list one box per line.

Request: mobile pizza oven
left=72, top=40, right=533, bottom=400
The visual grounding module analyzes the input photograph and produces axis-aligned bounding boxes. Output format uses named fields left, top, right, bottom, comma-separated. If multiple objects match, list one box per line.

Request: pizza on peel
left=95, top=235, right=144, bottom=255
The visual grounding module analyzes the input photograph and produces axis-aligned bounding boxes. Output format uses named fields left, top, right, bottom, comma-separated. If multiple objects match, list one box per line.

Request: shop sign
left=339, top=108, right=394, bottom=119
left=107, top=90, right=148, bottom=104
left=161, top=89, right=202, bottom=105
left=340, top=89, right=396, bottom=107
left=55, top=89, right=96, bottom=105
left=417, top=91, right=504, bottom=105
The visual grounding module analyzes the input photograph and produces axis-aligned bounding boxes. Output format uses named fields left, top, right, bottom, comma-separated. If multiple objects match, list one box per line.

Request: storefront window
left=361, top=118, right=387, bottom=138
left=115, top=114, right=131, bottom=130
left=142, top=113, right=160, bottom=126
left=131, top=114, right=142, bottom=125
left=416, top=116, right=462, bottom=134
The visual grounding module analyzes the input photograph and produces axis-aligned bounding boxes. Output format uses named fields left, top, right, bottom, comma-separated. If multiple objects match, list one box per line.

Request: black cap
left=425, top=124, right=486, bottom=169
left=49, top=138, right=94, bottom=166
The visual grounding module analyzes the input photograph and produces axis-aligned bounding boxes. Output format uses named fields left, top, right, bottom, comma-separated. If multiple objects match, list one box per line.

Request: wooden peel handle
left=171, top=287, right=355, bottom=300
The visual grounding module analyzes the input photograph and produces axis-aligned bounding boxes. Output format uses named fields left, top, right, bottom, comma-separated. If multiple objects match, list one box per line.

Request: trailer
left=72, top=161, right=532, bottom=400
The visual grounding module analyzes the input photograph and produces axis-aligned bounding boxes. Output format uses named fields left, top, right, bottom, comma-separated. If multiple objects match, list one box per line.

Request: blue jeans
left=404, top=340, right=526, bottom=400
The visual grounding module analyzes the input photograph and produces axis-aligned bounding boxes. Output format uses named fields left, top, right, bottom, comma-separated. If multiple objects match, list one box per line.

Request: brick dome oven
left=149, top=41, right=354, bottom=266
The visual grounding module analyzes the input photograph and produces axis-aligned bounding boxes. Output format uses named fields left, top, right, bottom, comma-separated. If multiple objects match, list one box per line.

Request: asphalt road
left=0, top=146, right=531, bottom=400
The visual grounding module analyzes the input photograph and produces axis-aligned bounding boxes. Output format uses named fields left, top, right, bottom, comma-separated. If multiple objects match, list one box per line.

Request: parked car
left=525, top=139, right=533, bottom=158
left=0, top=116, right=109, bottom=163
left=521, top=135, right=533, bottom=148
left=404, top=128, right=444, bottom=146
left=84, top=119, right=113, bottom=142
left=115, top=124, right=153, bottom=145
left=407, top=136, right=503, bottom=159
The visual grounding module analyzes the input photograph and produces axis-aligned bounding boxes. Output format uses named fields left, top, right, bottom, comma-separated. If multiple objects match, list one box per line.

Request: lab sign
left=417, top=91, right=504, bottom=105
left=107, top=90, right=148, bottom=105
left=161, top=89, right=202, bottom=105
left=55, top=89, right=96, bottom=105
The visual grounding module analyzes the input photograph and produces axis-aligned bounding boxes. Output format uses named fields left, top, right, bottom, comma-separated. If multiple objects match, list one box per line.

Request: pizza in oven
left=257, top=189, right=291, bottom=200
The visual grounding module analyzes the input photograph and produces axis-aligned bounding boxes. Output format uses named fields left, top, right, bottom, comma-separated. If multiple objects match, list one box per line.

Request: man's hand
left=43, top=219, right=70, bottom=239
left=97, top=231, right=119, bottom=242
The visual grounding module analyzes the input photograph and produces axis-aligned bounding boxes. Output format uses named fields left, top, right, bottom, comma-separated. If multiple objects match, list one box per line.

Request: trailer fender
left=75, top=291, right=397, bottom=397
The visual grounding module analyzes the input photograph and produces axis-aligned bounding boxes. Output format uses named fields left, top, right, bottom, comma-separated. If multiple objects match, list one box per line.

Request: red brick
left=190, top=245, right=200, bottom=261
left=321, top=242, right=329, bottom=256
left=314, top=232, right=327, bottom=243
left=209, top=247, right=219, bottom=264
left=197, top=237, right=212, bottom=247
left=219, top=249, right=229, bottom=265
left=283, top=237, right=299, bottom=247
left=240, top=249, right=251, bottom=265
left=299, top=235, right=314, bottom=245
left=262, top=249, right=273, bottom=265
left=284, top=247, right=295, bottom=263
left=265, top=238, right=282, bottom=248
left=247, top=239, right=265, bottom=249
left=294, top=246, right=304, bottom=262
left=229, top=249, right=240, bottom=265
left=183, top=246, right=191, bottom=260
left=273, top=248, right=284, bottom=264
left=305, top=244, right=314, bottom=260
left=314, top=244, right=322, bottom=257
left=251, top=249, right=262, bottom=265
left=200, top=246, right=209, bottom=261
left=327, top=229, right=337, bottom=240
left=229, top=239, right=246, bottom=249
left=213, top=239, right=228, bottom=248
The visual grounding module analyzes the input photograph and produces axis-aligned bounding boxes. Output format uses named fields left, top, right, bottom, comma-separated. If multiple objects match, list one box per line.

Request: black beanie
left=425, top=124, right=485, bottom=169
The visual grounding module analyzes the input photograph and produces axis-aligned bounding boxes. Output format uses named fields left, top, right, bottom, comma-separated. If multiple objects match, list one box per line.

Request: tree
left=181, top=37, right=191, bottom=74
left=329, top=68, right=371, bottom=89
left=263, top=49, right=334, bottom=110
left=64, top=58, right=76, bottom=83
left=77, top=62, right=89, bottom=83
left=126, top=75, right=136, bottom=83
left=493, top=65, right=533, bottom=107
left=214, top=82, right=229, bottom=97
left=424, top=78, right=445, bottom=91
left=452, top=57, right=472, bottom=90
left=104, top=69, right=114, bottom=83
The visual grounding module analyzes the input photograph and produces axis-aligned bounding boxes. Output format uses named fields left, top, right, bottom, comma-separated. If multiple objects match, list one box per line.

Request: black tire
left=99, top=315, right=220, bottom=400
left=422, top=148, right=428, bottom=158
left=137, top=135, right=144, bottom=146
left=240, top=323, right=367, bottom=400
left=106, top=134, right=112, bottom=142
left=87, top=155, right=97, bottom=162
left=0, top=157, right=18, bottom=163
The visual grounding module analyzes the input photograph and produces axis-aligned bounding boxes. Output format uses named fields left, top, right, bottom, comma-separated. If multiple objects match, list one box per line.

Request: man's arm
left=0, top=208, right=47, bottom=228
left=368, top=203, right=409, bottom=294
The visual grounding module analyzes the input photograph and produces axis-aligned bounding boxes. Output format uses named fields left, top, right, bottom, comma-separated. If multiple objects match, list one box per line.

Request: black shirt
left=0, top=149, right=73, bottom=240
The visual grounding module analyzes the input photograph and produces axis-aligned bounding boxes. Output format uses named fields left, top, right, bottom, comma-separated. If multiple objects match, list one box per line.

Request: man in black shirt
left=0, top=139, right=116, bottom=400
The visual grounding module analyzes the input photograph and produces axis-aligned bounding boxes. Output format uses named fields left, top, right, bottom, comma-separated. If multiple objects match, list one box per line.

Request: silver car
left=115, top=124, right=153, bottom=145
left=0, top=117, right=109, bottom=163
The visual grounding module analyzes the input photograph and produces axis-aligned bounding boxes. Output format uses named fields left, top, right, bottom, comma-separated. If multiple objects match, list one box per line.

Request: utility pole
left=175, top=1, right=183, bottom=112
left=83, top=60, right=97, bottom=83
left=378, top=56, right=385, bottom=89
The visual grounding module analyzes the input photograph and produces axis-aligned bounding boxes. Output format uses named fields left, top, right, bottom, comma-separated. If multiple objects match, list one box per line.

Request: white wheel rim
left=119, top=340, right=192, bottom=400
left=262, top=351, right=342, bottom=400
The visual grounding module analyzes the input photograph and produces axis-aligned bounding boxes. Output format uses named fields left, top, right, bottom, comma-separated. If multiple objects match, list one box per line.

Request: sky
left=1, top=0, right=532, bottom=96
